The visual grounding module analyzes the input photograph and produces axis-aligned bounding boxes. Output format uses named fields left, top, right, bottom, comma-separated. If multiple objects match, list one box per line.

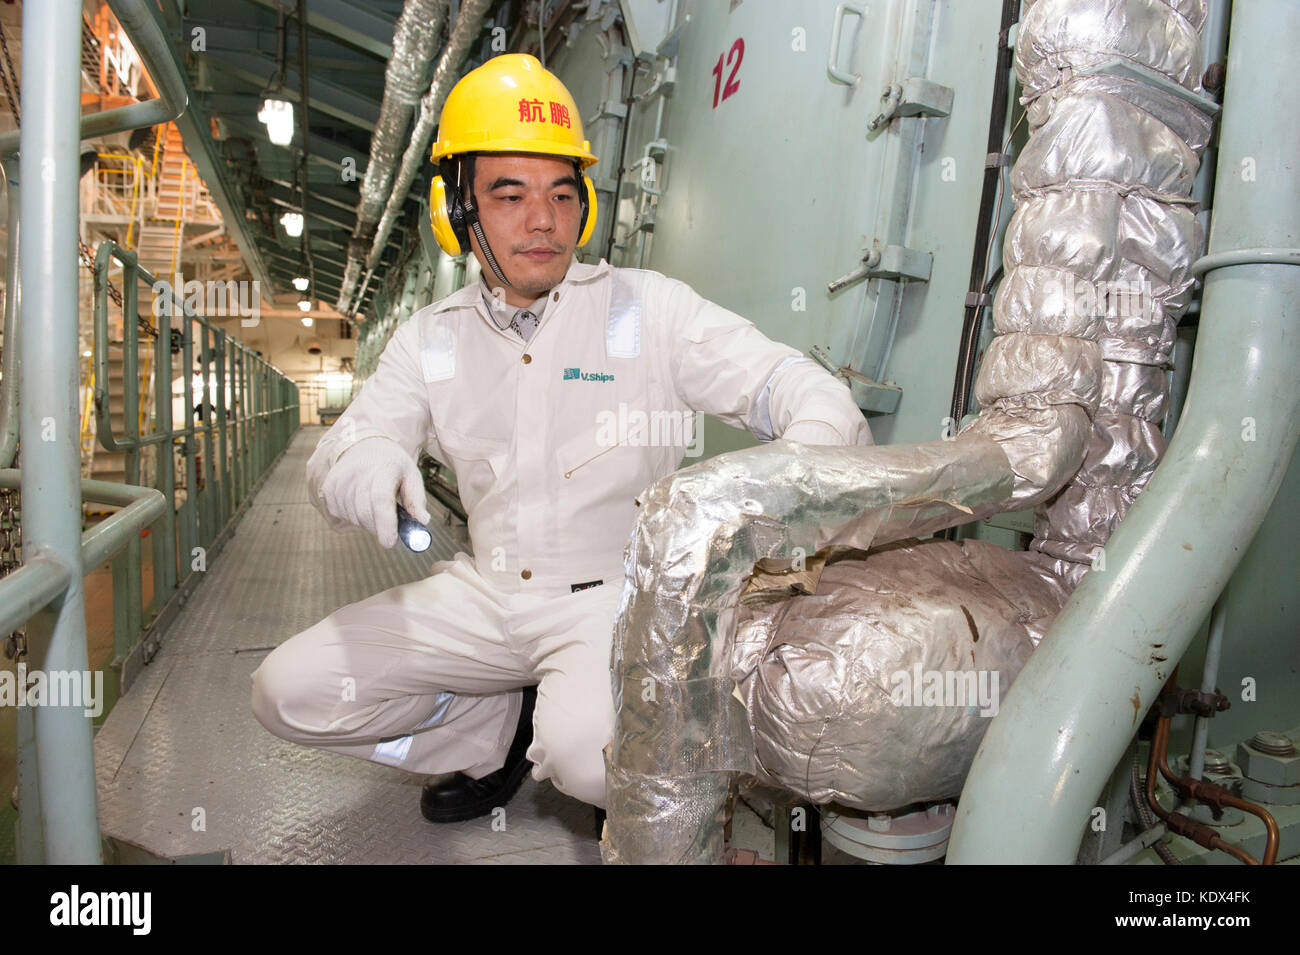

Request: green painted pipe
left=0, top=555, right=71, bottom=639
left=19, top=0, right=101, bottom=864
left=0, top=473, right=164, bottom=632
left=947, top=0, right=1300, bottom=864
left=0, top=162, right=18, bottom=468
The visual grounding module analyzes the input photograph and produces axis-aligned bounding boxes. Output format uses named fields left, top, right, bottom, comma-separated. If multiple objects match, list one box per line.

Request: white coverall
left=251, top=256, right=872, bottom=808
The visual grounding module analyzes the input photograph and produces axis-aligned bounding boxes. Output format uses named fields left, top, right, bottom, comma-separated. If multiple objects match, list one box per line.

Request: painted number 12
left=711, top=37, right=744, bottom=108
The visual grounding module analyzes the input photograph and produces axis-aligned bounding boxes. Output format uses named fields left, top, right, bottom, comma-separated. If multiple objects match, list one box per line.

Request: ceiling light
left=301, top=316, right=313, bottom=327
left=298, top=299, right=312, bottom=312
left=280, top=211, right=304, bottom=237
left=292, top=276, right=309, bottom=292
left=258, top=98, right=295, bottom=147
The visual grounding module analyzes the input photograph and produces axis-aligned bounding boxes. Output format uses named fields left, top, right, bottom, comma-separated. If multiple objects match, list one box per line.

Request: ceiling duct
left=336, top=0, right=495, bottom=313
left=352, top=0, right=449, bottom=247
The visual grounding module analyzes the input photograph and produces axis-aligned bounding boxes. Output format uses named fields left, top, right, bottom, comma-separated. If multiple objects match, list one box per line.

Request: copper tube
left=1155, top=717, right=1280, bottom=865
left=1145, top=713, right=1270, bottom=865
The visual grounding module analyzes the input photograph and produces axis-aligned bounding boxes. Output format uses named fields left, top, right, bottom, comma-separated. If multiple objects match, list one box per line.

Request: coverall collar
left=479, top=275, right=549, bottom=328
left=432, top=256, right=610, bottom=330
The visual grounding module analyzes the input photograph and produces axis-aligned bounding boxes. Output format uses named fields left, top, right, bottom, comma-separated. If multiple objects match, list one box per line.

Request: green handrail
left=91, top=239, right=300, bottom=662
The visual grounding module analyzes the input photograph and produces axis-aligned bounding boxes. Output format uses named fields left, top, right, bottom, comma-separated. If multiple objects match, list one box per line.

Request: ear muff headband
left=427, top=157, right=601, bottom=259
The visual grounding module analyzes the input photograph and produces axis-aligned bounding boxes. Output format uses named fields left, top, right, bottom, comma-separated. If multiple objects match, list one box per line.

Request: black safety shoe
left=420, top=684, right=537, bottom=823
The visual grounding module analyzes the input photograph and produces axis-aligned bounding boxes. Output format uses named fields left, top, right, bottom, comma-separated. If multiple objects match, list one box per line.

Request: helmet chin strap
left=460, top=155, right=513, bottom=290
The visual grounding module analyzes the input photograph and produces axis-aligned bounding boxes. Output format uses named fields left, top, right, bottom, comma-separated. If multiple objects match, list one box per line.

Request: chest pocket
left=430, top=424, right=509, bottom=510
left=555, top=380, right=687, bottom=490
left=556, top=270, right=682, bottom=487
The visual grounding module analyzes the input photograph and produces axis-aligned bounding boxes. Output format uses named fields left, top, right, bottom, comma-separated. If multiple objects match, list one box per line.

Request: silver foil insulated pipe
left=353, top=0, right=449, bottom=243
left=336, top=0, right=495, bottom=315
left=603, top=0, right=1211, bottom=864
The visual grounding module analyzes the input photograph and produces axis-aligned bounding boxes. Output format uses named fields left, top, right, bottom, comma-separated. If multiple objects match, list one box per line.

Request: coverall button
left=552, top=291, right=560, bottom=302
left=521, top=569, right=532, bottom=580
left=521, top=353, right=532, bottom=364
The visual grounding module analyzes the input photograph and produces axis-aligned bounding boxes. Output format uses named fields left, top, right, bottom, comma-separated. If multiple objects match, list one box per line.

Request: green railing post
left=238, top=347, right=248, bottom=502
left=255, top=358, right=264, bottom=478
left=199, top=320, right=213, bottom=548
left=233, top=344, right=244, bottom=506
left=0, top=158, right=20, bottom=468
left=151, top=271, right=177, bottom=609
left=178, top=312, right=197, bottom=580
left=110, top=250, right=143, bottom=666
left=216, top=334, right=229, bottom=528
left=4, top=164, right=40, bottom=865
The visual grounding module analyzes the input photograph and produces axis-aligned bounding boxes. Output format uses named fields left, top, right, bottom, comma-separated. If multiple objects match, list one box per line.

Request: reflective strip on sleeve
left=752, top=355, right=813, bottom=442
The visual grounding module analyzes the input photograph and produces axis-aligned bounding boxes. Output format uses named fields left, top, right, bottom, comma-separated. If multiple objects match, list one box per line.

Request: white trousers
left=249, top=553, right=624, bottom=808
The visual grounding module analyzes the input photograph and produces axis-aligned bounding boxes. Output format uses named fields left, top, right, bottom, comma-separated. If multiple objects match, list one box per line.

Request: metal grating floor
left=93, top=426, right=613, bottom=864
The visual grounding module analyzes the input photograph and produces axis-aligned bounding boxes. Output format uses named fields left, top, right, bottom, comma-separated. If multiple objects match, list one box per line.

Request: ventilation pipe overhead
left=335, top=0, right=495, bottom=314
left=365, top=0, right=495, bottom=272
left=353, top=0, right=449, bottom=241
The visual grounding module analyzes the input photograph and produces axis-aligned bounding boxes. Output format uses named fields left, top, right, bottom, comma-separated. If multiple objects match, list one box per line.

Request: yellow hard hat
left=429, top=54, right=600, bottom=260
left=430, top=53, right=597, bottom=167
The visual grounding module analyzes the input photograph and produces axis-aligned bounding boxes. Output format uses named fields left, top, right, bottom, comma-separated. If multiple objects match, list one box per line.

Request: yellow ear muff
left=429, top=176, right=463, bottom=256
left=577, top=173, right=598, bottom=247
left=433, top=170, right=598, bottom=254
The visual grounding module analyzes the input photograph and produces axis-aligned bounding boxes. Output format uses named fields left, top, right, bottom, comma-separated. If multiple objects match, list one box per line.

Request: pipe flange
left=822, top=802, right=955, bottom=864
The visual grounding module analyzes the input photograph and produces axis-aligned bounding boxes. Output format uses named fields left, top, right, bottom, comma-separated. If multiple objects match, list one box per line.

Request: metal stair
left=81, top=126, right=186, bottom=516
left=136, top=128, right=189, bottom=282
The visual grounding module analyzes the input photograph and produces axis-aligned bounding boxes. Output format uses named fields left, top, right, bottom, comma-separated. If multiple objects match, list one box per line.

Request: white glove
left=317, top=436, right=432, bottom=549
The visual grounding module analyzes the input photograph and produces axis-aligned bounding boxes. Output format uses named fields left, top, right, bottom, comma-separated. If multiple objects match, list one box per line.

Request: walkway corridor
left=92, top=426, right=604, bottom=864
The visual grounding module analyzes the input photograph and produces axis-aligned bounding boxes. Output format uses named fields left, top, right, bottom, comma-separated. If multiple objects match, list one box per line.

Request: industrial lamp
left=280, top=211, right=304, bottom=237
left=258, top=98, right=295, bottom=147
left=292, top=276, right=310, bottom=292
